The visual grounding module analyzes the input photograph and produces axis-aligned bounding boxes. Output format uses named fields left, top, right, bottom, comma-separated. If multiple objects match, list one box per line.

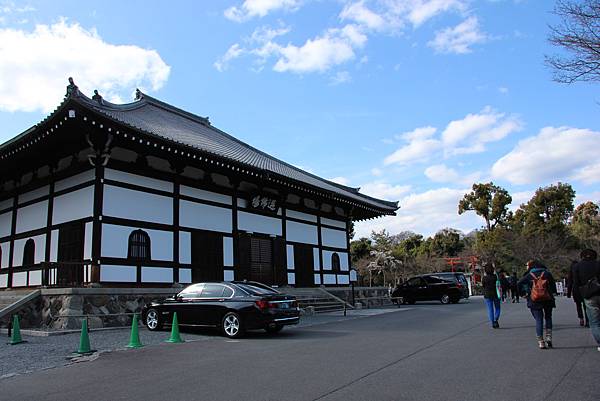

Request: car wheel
left=440, top=294, right=451, bottom=304
left=222, top=312, right=244, bottom=339
left=145, top=308, right=162, bottom=331
left=265, top=325, right=283, bottom=334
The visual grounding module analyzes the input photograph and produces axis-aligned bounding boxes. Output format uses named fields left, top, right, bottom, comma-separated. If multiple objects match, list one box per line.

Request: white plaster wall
left=84, top=222, right=93, bottom=260
left=105, top=168, right=173, bottom=192
left=49, top=230, right=59, bottom=262
left=180, top=200, right=231, bottom=233
left=179, top=231, right=191, bottom=264
left=337, top=275, right=349, bottom=285
left=287, top=273, right=295, bottom=285
left=100, top=265, right=136, bottom=282
left=12, top=271, right=27, bottom=287
left=142, top=267, right=173, bottom=283
left=314, top=274, right=321, bottom=285
left=223, top=237, right=233, bottom=267
left=16, top=201, right=48, bottom=234
left=238, top=211, right=281, bottom=236
left=54, top=170, right=95, bottom=192
left=12, top=234, right=46, bottom=266
left=237, top=198, right=247, bottom=208
left=0, top=198, right=13, bottom=211
left=180, top=186, right=232, bottom=205
left=52, top=186, right=94, bottom=225
left=313, top=248, right=320, bottom=270
left=18, top=185, right=49, bottom=204
left=179, top=268, right=192, bottom=283
left=286, top=209, right=317, bottom=223
left=286, top=221, right=318, bottom=245
left=224, top=270, right=234, bottom=281
left=0, top=273, right=7, bottom=288
left=321, top=217, right=346, bottom=229
left=29, top=270, right=42, bottom=286
left=321, top=227, right=347, bottom=249
left=0, top=242, right=9, bottom=268
left=322, top=250, right=349, bottom=271
left=101, top=224, right=173, bottom=261
left=323, top=274, right=337, bottom=285
left=286, top=245, right=294, bottom=269
left=103, top=185, right=173, bottom=225
left=0, top=211, right=11, bottom=238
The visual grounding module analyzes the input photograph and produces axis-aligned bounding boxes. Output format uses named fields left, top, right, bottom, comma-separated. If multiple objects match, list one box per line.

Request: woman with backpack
left=482, top=264, right=501, bottom=328
left=518, top=260, right=558, bottom=349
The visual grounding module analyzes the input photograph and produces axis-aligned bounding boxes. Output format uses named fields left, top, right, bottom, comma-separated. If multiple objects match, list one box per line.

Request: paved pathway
left=1, top=297, right=598, bottom=401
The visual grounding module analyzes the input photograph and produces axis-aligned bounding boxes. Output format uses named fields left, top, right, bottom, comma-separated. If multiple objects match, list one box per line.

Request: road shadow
left=168, top=325, right=349, bottom=340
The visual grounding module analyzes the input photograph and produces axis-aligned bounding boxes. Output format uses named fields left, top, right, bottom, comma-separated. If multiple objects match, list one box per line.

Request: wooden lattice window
left=128, top=230, right=151, bottom=260
left=331, top=252, right=341, bottom=273
left=22, top=239, right=35, bottom=266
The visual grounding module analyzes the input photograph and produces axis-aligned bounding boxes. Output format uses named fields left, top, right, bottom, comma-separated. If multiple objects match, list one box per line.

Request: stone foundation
left=327, top=287, right=393, bottom=308
left=0, top=287, right=181, bottom=330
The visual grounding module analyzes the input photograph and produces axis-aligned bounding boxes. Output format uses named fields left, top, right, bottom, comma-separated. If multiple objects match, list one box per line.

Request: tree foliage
left=458, top=182, right=512, bottom=231
left=546, top=0, right=600, bottom=84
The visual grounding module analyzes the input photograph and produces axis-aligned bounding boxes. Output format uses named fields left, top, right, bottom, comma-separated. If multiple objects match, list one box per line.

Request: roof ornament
left=135, top=88, right=143, bottom=100
left=65, top=77, right=79, bottom=97
left=92, top=89, right=103, bottom=103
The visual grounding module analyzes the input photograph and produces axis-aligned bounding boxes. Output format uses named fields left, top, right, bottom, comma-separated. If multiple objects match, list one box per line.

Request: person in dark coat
left=510, top=271, right=519, bottom=303
left=571, top=249, right=600, bottom=352
left=567, top=260, right=589, bottom=327
left=482, top=264, right=501, bottom=328
left=500, top=272, right=510, bottom=303
left=518, top=261, right=557, bottom=349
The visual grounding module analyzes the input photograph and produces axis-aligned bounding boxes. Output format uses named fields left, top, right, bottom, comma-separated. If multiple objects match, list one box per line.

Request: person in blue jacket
left=518, top=260, right=557, bottom=349
left=482, top=264, right=501, bottom=328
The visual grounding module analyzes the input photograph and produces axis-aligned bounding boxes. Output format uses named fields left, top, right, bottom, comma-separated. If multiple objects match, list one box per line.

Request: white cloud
left=441, top=106, right=521, bottom=156
left=0, top=20, right=170, bottom=113
left=371, top=167, right=383, bottom=176
left=509, top=190, right=534, bottom=211
left=428, top=16, right=486, bottom=54
left=225, top=0, right=300, bottom=22
left=340, top=1, right=386, bottom=31
left=329, top=176, right=351, bottom=186
left=384, top=135, right=442, bottom=165
left=341, top=0, right=467, bottom=31
left=498, top=86, right=509, bottom=94
left=214, top=43, right=244, bottom=72
left=355, top=187, right=481, bottom=238
left=492, top=126, right=600, bottom=185
left=330, top=70, right=352, bottom=85
left=273, top=25, right=366, bottom=73
left=424, top=164, right=460, bottom=182
left=359, top=181, right=412, bottom=201
left=398, top=126, right=437, bottom=141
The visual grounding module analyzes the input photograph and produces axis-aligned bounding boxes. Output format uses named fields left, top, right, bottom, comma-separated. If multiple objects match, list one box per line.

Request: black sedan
left=141, top=281, right=300, bottom=338
left=392, top=274, right=464, bottom=304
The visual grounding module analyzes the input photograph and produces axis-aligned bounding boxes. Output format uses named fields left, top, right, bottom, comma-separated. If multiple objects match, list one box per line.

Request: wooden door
left=57, top=222, right=85, bottom=286
left=294, top=244, right=314, bottom=287
left=250, top=237, right=274, bottom=285
left=191, top=231, right=224, bottom=282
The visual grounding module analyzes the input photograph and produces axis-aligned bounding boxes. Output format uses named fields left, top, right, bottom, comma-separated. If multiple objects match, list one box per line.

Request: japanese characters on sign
left=250, top=194, right=277, bottom=212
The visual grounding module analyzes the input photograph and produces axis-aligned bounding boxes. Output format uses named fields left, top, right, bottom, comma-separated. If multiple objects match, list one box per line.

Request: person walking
left=518, top=261, right=557, bottom=349
left=482, top=264, right=501, bottom=328
left=571, top=249, right=600, bottom=352
left=500, top=272, right=510, bottom=303
left=510, top=271, right=520, bottom=303
left=567, top=260, right=589, bottom=327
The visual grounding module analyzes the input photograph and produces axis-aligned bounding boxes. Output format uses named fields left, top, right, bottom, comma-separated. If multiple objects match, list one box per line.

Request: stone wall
left=326, top=286, right=395, bottom=308
left=0, top=288, right=181, bottom=330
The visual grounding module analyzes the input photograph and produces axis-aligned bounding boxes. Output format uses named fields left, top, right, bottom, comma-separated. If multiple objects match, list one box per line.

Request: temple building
left=0, top=79, right=398, bottom=289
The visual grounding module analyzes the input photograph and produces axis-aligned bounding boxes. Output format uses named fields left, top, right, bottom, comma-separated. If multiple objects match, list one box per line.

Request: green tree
left=350, top=237, right=372, bottom=263
left=458, top=182, right=512, bottom=231
left=570, top=201, right=600, bottom=248
left=430, top=228, right=465, bottom=257
left=514, top=182, right=576, bottom=235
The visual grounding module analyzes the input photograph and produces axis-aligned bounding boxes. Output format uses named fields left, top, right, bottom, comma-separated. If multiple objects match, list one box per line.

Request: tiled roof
left=2, top=87, right=399, bottom=216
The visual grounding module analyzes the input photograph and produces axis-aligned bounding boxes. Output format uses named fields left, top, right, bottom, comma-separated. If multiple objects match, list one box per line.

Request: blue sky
left=0, top=0, right=598, bottom=238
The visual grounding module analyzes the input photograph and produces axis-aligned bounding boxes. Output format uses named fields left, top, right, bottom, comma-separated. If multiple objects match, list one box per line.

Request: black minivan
left=429, top=272, right=470, bottom=300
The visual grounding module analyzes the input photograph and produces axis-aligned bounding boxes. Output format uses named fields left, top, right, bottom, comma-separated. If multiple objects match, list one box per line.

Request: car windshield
left=235, top=283, right=279, bottom=295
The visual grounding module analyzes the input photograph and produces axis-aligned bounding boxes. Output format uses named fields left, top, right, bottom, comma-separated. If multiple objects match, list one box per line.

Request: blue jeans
left=484, top=298, right=501, bottom=324
left=584, top=295, right=600, bottom=346
left=530, top=307, right=553, bottom=337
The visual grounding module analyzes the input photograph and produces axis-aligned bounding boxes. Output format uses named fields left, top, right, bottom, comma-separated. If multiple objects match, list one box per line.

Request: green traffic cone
left=9, top=315, right=24, bottom=345
left=76, top=318, right=93, bottom=354
left=126, top=313, right=143, bottom=348
left=165, top=312, right=184, bottom=343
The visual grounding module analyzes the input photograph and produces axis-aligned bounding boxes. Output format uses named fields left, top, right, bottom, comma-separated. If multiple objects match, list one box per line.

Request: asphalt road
left=1, top=297, right=598, bottom=401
